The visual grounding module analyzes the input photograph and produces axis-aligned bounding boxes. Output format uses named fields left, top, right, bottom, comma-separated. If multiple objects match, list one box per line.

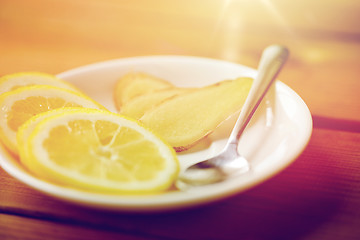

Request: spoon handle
left=228, top=45, right=289, bottom=147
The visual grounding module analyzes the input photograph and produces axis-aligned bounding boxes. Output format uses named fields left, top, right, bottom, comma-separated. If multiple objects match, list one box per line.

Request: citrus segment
left=17, top=108, right=85, bottom=169
left=0, top=86, right=104, bottom=154
left=19, top=109, right=179, bottom=193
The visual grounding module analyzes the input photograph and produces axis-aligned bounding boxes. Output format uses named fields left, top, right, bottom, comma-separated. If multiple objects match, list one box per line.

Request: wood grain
left=1, top=128, right=359, bottom=240
left=0, top=214, right=154, bottom=240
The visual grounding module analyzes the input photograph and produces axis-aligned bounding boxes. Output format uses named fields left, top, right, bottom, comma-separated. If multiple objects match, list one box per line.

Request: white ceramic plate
left=0, top=56, right=312, bottom=212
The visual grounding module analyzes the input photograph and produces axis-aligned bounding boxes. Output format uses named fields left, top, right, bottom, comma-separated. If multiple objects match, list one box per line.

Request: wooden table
left=1, top=0, right=359, bottom=239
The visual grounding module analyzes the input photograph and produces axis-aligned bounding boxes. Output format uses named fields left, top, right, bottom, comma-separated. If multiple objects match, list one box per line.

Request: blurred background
left=0, top=0, right=359, bottom=121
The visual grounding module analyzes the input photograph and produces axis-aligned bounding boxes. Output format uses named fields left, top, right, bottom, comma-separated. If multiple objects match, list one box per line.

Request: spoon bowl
left=176, top=45, right=289, bottom=190
left=176, top=149, right=249, bottom=189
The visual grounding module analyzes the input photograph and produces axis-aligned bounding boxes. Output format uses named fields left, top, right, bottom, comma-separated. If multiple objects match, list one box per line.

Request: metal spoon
left=176, top=45, right=289, bottom=189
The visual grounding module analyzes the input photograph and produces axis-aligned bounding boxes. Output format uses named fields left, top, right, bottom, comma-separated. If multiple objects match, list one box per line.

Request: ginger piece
left=140, top=77, right=253, bottom=152
left=114, top=72, right=173, bottom=110
left=121, top=88, right=192, bottom=119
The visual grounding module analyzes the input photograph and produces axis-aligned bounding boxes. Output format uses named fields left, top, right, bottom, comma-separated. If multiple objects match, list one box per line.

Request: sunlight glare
left=259, top=0, right=297, bottom=36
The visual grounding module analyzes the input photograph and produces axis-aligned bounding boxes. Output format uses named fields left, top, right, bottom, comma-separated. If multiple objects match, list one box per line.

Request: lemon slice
left=0, top=85, right=104, bottom=154
left=17, top=108, right=84, bottom=169
left=0, top=72, right=77, bottom=95
left=18, top=108, right=179, bottom=193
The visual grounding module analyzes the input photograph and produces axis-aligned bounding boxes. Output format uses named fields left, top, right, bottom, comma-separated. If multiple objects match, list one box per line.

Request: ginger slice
left=140, top=77, right=253, bottom=152
left=121, top=88, right=192, bottom=119
left=114, top=72, right=173, bottom=110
